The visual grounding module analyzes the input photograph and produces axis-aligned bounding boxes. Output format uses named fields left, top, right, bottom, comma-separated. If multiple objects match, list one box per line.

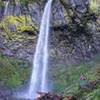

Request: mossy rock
left=0, top=16, right=37, bottom=41
left=0, top=16, right=38, bottom=40
left=0, top=16, right=38, bottom=32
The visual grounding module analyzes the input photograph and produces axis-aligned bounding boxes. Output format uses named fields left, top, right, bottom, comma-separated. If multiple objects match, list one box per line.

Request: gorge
left=0, top=0, right=100, bottom=100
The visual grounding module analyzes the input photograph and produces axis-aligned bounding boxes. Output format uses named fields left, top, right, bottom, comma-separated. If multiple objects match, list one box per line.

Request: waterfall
left=4, top=1, right=9, bottom=16
left=28, top=0, right=52, bottom=98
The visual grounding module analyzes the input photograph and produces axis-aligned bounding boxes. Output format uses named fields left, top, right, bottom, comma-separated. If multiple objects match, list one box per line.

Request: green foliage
left=7, top=72, right=22, bottom=87
left=49, top=56, right=100, bottom=99
left=84, top=89, right=100, bottom=100
left=89, top=0, right=98, bottom=13
left=0, top=54, right=31, bottom=88
left=20, top=0, right=30, bottom=6
left=0, top=1, right=4, bottom=7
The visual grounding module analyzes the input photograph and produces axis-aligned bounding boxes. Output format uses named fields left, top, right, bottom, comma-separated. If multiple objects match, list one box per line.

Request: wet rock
left=0, top=0, right=100, bottom=65
left=0, top=85, right=12, bottom=100
left=36, top=92, right=77, bottom=100
left=52, top=0, right=66, bottom=26
left=70, top=0, right=88, bottom=13
left=36, top=92, right=63, bottom=100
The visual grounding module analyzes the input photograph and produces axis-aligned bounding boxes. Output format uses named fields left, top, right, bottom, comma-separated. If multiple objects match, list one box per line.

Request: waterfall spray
left=28, top=0, right=52, bottom=98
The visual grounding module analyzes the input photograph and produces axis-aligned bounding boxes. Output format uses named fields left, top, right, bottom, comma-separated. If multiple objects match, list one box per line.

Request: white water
left=4, top=1, right=9, bottom=16
left=28, top=0, right=52, bottom=99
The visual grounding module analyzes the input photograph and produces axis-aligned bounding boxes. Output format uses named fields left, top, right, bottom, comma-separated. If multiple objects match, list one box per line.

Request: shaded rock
left=22, top=30, right=37, bottom=36
left=0, top=32, right=35, bottom=62
left=63, top=96, right=77, bottom=100
left=36, top=92, right=77, bottom=100
left=0, top=85, right=12, bottom=100
left=36, top=92, right=63, bottom=100
left=70, top=0, right=88, bottom=13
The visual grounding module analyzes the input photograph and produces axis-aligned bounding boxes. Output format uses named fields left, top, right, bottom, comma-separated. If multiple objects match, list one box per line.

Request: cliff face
left=0, top=0, right=100, bottom=66
left=0, top=0, right=66, bottom=62
left=0, top=1, right=100, bottom=100
left=0, top=32, right=36, bottom=61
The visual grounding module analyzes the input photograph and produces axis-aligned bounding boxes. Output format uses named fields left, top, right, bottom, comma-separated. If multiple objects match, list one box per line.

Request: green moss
left=89, top=0, right=98, bottom=13
left=0, top=54, right=31, bottom=88
left=0, top=16, right=38, bottom=41
left=3, top=16, right=37, bottom=32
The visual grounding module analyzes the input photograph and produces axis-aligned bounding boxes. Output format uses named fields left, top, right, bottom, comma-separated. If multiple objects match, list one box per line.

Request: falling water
left=28, top=0, right=52, bottom=99
left=4, top=1, right=9, bottom=16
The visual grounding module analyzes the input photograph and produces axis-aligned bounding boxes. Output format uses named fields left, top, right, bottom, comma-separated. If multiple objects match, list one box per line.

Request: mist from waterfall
left=28, top=0, right=52, bottom=98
